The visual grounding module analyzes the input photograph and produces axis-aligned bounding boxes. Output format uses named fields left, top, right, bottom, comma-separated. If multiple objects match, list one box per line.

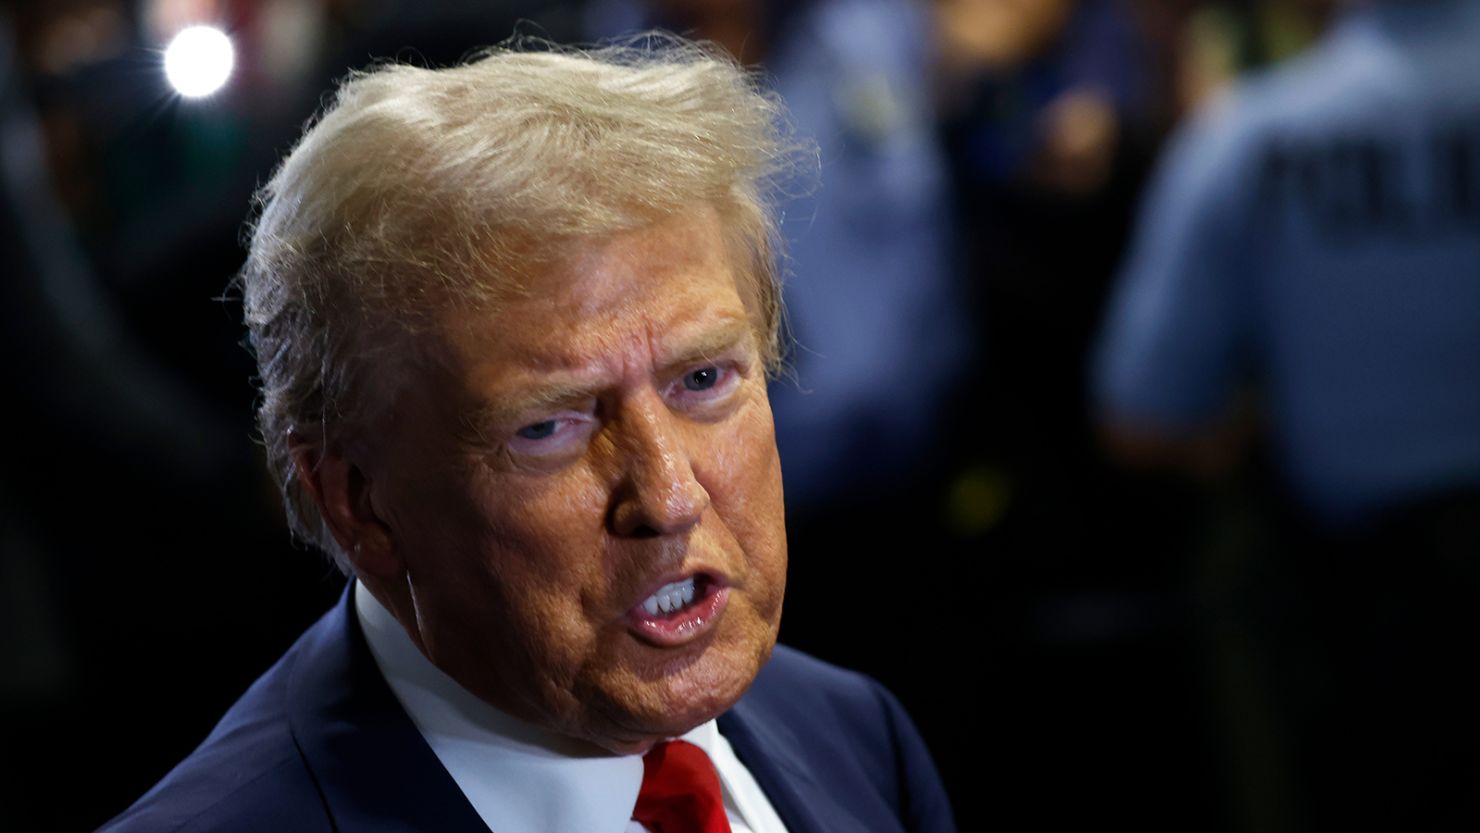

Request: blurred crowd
left=5, top=0, right=1478, bottom=831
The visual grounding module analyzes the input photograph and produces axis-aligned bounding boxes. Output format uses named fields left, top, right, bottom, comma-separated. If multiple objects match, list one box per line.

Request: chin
left=580, top=635, right=774, bottom=754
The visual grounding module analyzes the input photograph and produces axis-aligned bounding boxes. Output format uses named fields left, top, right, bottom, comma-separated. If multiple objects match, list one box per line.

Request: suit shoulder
left=98, top=645, right=330, bottom=833
left=101, top=752, right=329, bottom=833
left=735, top=646, right=958, bottom=830
left=741, top=645, right=956, bottom=831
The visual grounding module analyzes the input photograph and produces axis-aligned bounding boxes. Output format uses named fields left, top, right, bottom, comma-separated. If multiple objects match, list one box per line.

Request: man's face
left=367, top=206, right=787, bottom=754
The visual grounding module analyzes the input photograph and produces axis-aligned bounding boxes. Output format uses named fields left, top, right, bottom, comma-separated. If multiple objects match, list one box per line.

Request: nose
left=608, top=393, right=710, bottom=538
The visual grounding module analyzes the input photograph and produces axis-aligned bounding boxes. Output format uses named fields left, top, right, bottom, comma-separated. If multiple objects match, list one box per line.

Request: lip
left=625, top=572, right=730, bottom=647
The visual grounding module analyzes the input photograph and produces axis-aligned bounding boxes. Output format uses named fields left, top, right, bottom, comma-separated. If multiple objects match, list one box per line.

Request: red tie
left=631, top=740, right=733, bottom=833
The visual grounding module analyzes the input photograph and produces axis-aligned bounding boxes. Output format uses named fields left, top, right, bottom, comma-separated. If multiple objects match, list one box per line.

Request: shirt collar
left=354, top=581, right=727, bottom=833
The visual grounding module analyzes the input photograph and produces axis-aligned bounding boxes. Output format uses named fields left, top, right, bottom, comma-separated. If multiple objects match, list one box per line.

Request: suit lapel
left=286, top=587, right=491, bottom=832
left=718, top=697, right=879, bottom=833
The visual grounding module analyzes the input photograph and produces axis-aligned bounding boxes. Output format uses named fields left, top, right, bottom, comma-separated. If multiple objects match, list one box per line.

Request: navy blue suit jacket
left=101, top=588, right=957, bottom=832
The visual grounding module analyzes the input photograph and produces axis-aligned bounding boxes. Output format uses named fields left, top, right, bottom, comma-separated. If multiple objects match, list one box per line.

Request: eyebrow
left=659, top=317, right=755, bottom=369
left=460, top=317, right=757, bottom=438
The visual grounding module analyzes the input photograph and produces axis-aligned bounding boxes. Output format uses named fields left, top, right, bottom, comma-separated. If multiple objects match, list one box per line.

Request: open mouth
left=626, top=573, right=729, bottom=647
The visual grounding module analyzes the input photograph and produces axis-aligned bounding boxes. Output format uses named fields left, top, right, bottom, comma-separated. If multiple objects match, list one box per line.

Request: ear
left=289, top=431, right=402, bottom=579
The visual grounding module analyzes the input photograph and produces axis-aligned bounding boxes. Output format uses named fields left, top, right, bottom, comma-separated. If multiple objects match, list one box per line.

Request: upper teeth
left=642, top=577, right=697, bottom=616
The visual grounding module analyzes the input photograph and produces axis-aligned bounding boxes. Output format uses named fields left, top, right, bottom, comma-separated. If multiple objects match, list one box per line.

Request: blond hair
left=239, top=35, right=803, bottom=568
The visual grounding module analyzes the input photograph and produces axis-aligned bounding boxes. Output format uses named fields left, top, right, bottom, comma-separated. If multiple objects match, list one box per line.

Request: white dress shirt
left=355, top=582, right=790, bottom=833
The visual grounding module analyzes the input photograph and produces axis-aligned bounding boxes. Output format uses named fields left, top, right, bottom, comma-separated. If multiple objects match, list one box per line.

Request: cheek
left=406, top=461, right=614, bottom=623
left=702, top=400, right=787, bottom=592
left=470, top=461, right=608, bottom=572
left=708, top=399, right=784, bottom=515
left=428, top=472, right=616, bottom=698
left=467, top=466, right=622, bottom=639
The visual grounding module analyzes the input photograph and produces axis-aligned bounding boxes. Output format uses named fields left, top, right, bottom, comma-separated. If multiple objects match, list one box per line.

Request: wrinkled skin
left=305, top=205, right=788, bottom=755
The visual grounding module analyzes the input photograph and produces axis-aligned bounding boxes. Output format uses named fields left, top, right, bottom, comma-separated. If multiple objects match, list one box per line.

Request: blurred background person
left=1094, top=0, right=1480, bottom=829
left=929, top=3, right=1235, bottom=830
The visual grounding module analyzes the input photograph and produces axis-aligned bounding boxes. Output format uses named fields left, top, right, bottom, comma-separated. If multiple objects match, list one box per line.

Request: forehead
left=432, top=207, right=752, bottom=384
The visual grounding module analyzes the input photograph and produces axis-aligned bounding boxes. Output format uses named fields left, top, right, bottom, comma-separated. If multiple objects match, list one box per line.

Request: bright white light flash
left=164, top=26, right=235, bottom=99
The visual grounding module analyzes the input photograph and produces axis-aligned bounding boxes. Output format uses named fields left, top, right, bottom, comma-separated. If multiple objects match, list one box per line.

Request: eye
left=682, top=367, right=720, bottom=392
left=667, top=363, right=741, bottom=411
left=515, top=420, right=558, bottom=440
left=506, top=411, right=596, bottom=457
